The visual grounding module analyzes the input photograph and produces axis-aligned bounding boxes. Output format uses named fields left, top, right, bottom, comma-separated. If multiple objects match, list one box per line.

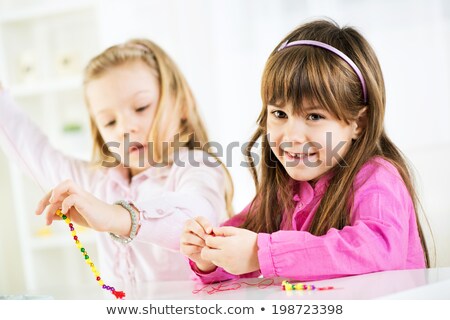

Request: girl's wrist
left=111, top=205, right=132, bottom=236
left=111, top=202, right=141, bottom=237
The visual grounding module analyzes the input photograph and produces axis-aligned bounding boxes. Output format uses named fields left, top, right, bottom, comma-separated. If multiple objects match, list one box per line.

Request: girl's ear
left=352, top=107, right=368, bottom=140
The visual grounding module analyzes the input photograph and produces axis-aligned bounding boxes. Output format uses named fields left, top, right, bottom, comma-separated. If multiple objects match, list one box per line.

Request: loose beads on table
left=282, top=280, right=334, bottom=291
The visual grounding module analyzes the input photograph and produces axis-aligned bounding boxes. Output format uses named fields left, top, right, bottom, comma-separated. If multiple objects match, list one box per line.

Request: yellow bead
left=294, top=283, right=304, bottom=290
left=95, top=272, right=100, bottom=277
left=71, top=231, right=76, bottom=237
left=98, top=280, right=104, bottom=286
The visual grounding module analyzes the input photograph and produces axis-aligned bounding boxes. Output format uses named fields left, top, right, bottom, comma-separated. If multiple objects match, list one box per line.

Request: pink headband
left=277, top=40, right=367, bottom=103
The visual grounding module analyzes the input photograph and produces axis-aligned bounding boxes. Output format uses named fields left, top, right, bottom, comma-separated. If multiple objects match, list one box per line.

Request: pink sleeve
left=133, top=150, right=228, bottom=251
left=257, top=162, right=425, bottom=280
left=0, top=91, right=99, bottom=190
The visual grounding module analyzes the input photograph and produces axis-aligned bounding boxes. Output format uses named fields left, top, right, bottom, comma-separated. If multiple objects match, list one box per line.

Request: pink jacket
left=192, top=157, right=426, bottom=283
left=0, top=91, right=228, bottom=287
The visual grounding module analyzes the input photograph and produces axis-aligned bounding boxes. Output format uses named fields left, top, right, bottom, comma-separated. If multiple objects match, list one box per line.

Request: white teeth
left=285, top=151, right=315, bottom=159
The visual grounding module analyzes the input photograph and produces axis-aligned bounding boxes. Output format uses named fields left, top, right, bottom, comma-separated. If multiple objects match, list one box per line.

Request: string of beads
left=55, top=209, right=126, bottom=299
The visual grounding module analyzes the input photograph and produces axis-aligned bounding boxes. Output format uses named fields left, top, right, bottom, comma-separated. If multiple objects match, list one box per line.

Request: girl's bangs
left=262, top=49, right=349, bottom=120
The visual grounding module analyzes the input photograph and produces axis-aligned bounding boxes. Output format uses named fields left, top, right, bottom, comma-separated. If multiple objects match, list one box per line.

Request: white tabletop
left=10, top=267, right=450, bottom=300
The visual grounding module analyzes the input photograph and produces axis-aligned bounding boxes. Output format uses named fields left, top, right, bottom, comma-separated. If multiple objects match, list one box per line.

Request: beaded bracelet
left=55, top=209, right=125, bottom=299
left=109, top=200, right=139, bottom=244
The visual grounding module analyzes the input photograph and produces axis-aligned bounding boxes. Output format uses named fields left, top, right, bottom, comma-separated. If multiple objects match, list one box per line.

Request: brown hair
left=83, top=39, right=233, bottom=215
left=242, top=19, right=430, bottom=266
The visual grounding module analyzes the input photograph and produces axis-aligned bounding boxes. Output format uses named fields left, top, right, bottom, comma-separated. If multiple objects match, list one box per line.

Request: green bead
left=84, top=255, right=89, bottom=260
left=62, top=215, right=67, bottom=220
left=81, top=248, right=85, bottom=253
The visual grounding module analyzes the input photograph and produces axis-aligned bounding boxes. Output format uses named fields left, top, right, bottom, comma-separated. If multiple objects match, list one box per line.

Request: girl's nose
left=123, top=124, right=138, bottom=134
left=120, top=115, right=139, bottom=134
left=284, top=118, right=306, bottom=144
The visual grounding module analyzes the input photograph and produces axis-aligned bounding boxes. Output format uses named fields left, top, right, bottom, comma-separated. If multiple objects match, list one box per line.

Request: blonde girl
left=0, top=39, right=232, bottom=288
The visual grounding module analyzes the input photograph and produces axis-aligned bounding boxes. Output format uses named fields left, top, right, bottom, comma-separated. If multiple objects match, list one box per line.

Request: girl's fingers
left=200, top=246, right=221, bottom=265
left=183, top=219, right=207, bottom=239
left=61, top=194, right=83, bottom=215
left=180, top=244, right=202, bottom=256
left=212, top=226, right=237, bottom=237
left=50, top=179, right=82, bottom=203
left=44, top=201, right=63, bottom=225
left=204, top=234, right=230, bottom=249
left=180, top=232, right=206, bottom=247
left=194, top=216, right=213, bottom=235
left=35, top=190, right=52, bottom=215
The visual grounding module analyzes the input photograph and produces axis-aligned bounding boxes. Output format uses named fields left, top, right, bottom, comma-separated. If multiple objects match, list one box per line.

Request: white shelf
left=0, top=1, right=95, bottom=24
left=10, top=76, right=82, bottom=97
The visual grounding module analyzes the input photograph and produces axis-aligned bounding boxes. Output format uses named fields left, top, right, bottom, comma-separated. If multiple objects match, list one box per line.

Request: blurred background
left=0, top=0, right=449, bottom=296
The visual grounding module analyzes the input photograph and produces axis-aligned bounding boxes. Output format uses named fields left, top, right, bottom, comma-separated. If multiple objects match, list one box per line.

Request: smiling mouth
left=283, top=150, right=317, bottom=160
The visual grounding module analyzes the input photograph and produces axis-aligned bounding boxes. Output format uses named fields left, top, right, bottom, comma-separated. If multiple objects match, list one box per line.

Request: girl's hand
left=202, top=226, right=260, bottom=275
left=180, top=216, right=217, bottom=273
left=35, top=179, right=132, bottom=236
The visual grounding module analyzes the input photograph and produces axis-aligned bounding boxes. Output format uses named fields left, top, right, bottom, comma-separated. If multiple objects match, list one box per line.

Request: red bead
left=112, top=291, right=126, bottom=299
left=73, top=236, right=78, bottom=240
left=96, top=276, right=101, bottom=281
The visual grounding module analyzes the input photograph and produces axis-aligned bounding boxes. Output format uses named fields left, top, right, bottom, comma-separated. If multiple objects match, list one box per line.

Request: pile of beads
left=56, top=209, right=125, bottom=299
left=282, top=280, right=334, bottom=291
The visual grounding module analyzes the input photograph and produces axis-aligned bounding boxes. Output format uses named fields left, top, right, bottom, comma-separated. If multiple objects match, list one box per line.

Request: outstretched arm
left=0, top=89, right=99, bottom=191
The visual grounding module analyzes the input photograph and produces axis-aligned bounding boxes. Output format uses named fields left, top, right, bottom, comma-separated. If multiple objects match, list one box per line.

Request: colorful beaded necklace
left=55, top=209, right=126, bottom=299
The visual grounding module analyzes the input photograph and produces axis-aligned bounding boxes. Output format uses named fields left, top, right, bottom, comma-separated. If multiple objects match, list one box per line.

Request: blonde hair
left=242, top=19, right=430, bottom=266
left=83, top=39, right=233, bottom=215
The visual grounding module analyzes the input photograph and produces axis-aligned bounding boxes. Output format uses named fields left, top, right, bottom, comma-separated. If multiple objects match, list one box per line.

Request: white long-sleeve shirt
left=0, top=91, right=227, bottom=288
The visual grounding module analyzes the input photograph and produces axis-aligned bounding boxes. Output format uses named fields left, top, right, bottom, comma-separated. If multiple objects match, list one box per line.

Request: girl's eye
left=271, top=110, right=288, bottom=119
left=307, top=113, right=324, bottom=121
left=136, top=105, right=149, bottom=113
left=104, top=120, right=116, bottom=127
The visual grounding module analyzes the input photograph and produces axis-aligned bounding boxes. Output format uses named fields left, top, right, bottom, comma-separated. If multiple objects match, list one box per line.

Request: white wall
left=1, top=0, right=449, bottom=293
